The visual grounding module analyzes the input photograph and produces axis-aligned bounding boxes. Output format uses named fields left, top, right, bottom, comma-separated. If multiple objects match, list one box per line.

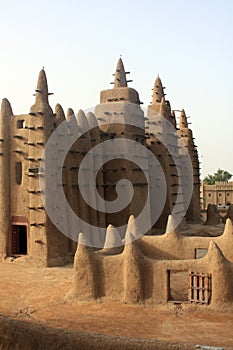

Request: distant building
left=201, top=181, right=233, bottom=209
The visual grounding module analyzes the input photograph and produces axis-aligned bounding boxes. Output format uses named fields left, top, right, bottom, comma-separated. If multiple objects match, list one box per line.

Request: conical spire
left=35, top=68, right=49, bottom=104
left=113, top=58, right=127, bottom=88
left=179, top=109, right=188, bottom=129
left=30, top=68, right=53, bottom=114
left=152, top=75, right=165, bottom=104
left=1, top=98, right=13, bottom=117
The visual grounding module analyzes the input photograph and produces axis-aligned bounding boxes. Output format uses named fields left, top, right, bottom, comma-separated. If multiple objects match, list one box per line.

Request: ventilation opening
left=168, top=270, right=189, bottom=302
left=15, top=162, right=22, bottom=185
left=11, top=225, right=27, bottom=255
left=17, top=120, right=25, bottom=129
left=195, top=248, right=208, bottom=259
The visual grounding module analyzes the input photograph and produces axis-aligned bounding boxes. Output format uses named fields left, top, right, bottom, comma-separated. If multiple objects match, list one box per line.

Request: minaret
left=28, top=69, right=70, bottom=265
left=94, top=58, right=148, bottom=230
left=152, top=75, right=164, bottom=105
left=30, top=69, right=53, bottom=115
left=179, top=109, right=188, bottom=128
left=0, top=99, right=12, bottom=258
left=149, top=75, right=174, bottom=124
left=146, top=77, right=181, bottom=232
left=177, top=109, right=201, bottom=222
left=113, top=58, right=127, bottom=88
left=99, top=57, right=141, bottom=105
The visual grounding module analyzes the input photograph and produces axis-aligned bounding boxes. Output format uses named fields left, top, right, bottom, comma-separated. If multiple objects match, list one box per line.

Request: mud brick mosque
left=0, top=58, right=201, bottom=266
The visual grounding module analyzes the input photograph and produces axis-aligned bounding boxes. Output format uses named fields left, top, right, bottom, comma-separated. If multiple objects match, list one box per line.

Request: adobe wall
left=70, top=218, right=233, bottom=309
left=94, top=101, right=150, bottom=230
left=139, top=218, right=233, bottom=261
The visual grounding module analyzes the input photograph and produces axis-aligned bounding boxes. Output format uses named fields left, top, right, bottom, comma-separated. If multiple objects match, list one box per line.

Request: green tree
left=203, top=169, right=232, bottom=185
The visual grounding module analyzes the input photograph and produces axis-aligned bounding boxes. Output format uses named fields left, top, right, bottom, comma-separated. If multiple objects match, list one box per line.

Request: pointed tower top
left=55, top=103, right=65, bottom=125
left=35, top=69, right=49, bottom=104
left=99, top=57, right=140, bottom=104
left=30, top=69, right=53, bottom=114
left=77, top=109, right=89, bottom=131
left=113, top=57, right=127, bottom=88
left=179, top=109, right=188, bottom=129
left=1, top=98, right=13, bottom=117
left=152, top=75, right=165, bottom=104
left=66, top=108, right=75, bottom=121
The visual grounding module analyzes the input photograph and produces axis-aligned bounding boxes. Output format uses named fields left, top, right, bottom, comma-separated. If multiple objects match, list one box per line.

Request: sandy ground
left=0, top=259, right=233, bottom=349
left=1, top=222, right=233, bottom=349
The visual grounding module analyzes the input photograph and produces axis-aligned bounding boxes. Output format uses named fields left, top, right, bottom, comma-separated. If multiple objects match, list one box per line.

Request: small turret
left=179, top=109, right=188, bottom=129
left=66, top=108, right=75, bottom=121
left=77, top=109, right=89, bottom=131
left=99, top=57, right=140, bottom=104
left=113, top=58, right=127, bottom=88
left=30, top=68, right=53, bottom=115
left=149, top=75, right=170, bottom=118
left=152, top=75, right=165, bottom=104
left=1, top=98, right=13, bottom=117
left=35, top=69, right=49, bottom=104
left=55, top=103, right=65, bottom=126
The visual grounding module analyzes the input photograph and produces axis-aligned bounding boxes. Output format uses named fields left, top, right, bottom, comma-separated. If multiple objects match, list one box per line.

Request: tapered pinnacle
left=114, top=58, right=127, bottom=88
left=35, top=69, right=49, bottom=104
left=152, top=75, right=165, bottom=104
left=179, top=109, right=188, bottom=129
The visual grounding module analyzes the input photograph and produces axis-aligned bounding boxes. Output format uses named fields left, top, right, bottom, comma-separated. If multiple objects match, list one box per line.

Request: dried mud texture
left=71, top=217, right=233, bottom=308
left=1, top=263, right=233, bottom=349
left=0, top=315, right=200, bottom=350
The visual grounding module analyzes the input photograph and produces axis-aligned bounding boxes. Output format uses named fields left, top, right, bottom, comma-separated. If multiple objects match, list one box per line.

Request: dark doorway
left=11, top=225, right=27, bottom=255
left=168, top=270, right=189, bottom=302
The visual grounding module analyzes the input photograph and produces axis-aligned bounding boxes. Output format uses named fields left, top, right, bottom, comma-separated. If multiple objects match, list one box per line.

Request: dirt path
left=0, top=262, right=233, bottom=349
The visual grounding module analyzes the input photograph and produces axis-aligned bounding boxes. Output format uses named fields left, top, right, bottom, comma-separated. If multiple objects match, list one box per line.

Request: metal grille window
left=188, top=271, right=211, bottom=304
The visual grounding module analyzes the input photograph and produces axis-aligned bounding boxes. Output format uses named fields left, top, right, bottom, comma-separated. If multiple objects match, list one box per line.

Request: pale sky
left=0, top=0, right=232, bottom=178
